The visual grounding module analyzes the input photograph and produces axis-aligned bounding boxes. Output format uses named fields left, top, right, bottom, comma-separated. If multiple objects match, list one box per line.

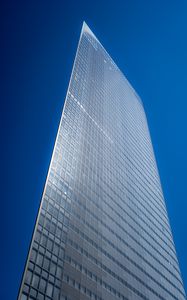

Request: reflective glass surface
left=18, top=22, right=186, bottom=300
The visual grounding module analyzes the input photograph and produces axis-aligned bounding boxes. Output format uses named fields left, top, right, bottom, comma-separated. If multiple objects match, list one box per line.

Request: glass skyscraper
left=18, top=22, right=186, bottom=300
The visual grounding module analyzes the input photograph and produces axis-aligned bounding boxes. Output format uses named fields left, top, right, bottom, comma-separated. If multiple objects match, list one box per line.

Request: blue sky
left=1, top=0, right=187, bottom=298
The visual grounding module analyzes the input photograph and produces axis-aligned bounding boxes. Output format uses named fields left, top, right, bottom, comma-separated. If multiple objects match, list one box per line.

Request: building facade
left=18, top=22, right=186, bottom=300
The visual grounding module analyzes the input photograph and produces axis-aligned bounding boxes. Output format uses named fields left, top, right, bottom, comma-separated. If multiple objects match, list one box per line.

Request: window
left=25, top=270, right=32, bottom=285
left=46, top=282, right=53, bottom=297
left=32, top=274, right=39, bottom=289
left=39, top=278, right=47, bottom=293
left=43, top=257, right=50, bottom=271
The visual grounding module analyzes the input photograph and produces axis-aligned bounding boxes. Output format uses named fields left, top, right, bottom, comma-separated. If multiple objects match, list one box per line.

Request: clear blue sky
left=1, top=0, right=187, bottom=299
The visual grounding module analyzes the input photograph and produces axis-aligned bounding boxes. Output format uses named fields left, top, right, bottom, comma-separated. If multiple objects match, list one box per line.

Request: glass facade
left=18, top=22, right=186, bottom=300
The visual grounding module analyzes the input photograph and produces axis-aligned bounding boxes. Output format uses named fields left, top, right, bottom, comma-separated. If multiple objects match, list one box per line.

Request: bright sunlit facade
left=18, top=22, right=186, bottom=300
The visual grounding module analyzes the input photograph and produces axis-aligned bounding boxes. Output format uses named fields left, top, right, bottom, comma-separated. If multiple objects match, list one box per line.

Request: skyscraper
left=18, top=22, right=186, bottom=300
